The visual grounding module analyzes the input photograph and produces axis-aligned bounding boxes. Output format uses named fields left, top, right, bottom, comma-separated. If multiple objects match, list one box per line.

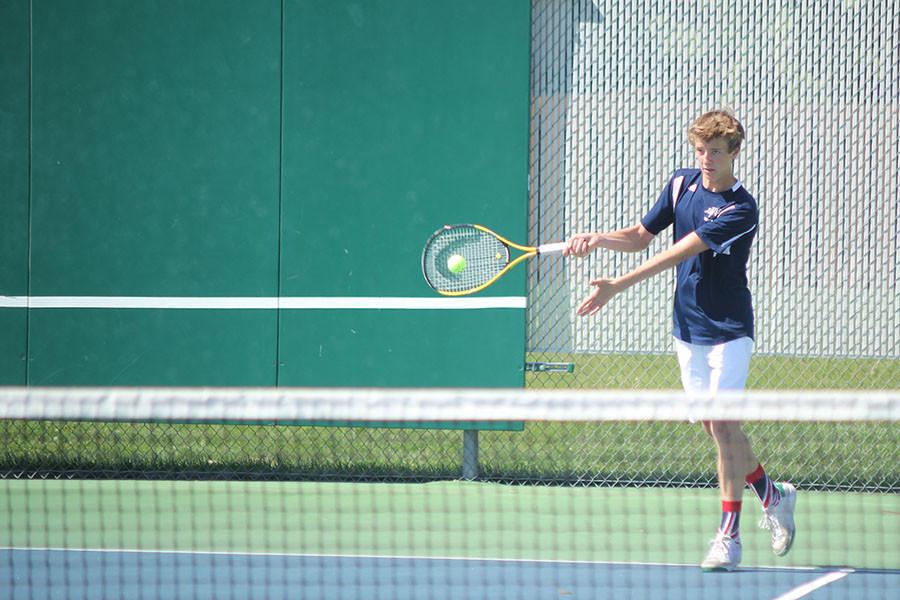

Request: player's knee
left=708, top=420, right=743, bottom=445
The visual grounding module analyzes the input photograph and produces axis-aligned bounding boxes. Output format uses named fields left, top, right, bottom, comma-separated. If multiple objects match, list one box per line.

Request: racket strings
left=422, top=226, right=509, bottom=293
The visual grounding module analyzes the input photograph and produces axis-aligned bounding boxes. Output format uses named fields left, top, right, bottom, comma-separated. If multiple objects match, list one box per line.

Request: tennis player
left=564, top=110, right=796, bottom=571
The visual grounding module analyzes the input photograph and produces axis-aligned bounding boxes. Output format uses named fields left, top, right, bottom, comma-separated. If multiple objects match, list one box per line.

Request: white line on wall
left=0, top=296, right=526, bottom=310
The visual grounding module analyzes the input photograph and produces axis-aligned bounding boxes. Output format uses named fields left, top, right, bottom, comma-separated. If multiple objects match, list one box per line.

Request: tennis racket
left=421, top=224, right=566, bottom=296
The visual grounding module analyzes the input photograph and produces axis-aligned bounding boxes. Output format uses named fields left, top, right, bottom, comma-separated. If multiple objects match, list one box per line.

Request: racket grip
left=537, top=242, right=567, bottom=255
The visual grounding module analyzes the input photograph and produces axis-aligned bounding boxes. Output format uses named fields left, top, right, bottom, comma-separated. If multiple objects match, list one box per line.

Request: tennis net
left=1, top=387, right=897, bottom=599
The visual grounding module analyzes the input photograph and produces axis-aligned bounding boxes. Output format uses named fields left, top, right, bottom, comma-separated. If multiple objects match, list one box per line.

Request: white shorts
left=673, top=336, right=753, bottom=393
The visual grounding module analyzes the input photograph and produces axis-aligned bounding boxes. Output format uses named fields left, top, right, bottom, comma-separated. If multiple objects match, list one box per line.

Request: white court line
left=0, top=296, right=526, bottom=310
left=772, top=569, right=855, bottom=600
left=2, top=546, right=697, bottom=565
left=0, top=546, right=701, bottom=566
left=0, top=546, right=850, bottom=573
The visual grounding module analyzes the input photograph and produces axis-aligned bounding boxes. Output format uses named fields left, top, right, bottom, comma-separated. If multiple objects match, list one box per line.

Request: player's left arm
left=576, top=232, right=709, bottom=316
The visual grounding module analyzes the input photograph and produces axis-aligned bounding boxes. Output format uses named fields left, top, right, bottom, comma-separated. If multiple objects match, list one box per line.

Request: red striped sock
left=746, top=464, right=781, bottom=509
left=718, top=500, right=742, bottom=540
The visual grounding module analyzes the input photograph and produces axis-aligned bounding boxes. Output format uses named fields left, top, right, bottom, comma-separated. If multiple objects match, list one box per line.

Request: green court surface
left=3, top=479, right=897, bottom=571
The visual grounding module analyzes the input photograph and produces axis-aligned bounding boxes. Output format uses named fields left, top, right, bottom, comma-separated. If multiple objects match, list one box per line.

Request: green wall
left=0, top=0, right=30, bottom=384
left=27, top=0, right=281, bottom=385
left=3, top=0, right=532, bottom=387
left=279, top=1, right=530, bottom=385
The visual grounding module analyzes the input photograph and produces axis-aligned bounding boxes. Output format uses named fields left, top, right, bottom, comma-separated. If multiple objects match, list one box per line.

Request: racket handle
left=537, top=242, right=567, bottom=255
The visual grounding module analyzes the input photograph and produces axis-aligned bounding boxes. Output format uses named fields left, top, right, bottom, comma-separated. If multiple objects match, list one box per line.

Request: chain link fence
left=2, top=417, right=896, bottom=493
left=526, top=0, right=900, bottom=391
left=505, top=0, right=900, bottom=494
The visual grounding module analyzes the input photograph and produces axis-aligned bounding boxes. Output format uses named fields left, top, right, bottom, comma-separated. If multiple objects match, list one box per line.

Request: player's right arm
left=564, top=223, right=654, bottom=256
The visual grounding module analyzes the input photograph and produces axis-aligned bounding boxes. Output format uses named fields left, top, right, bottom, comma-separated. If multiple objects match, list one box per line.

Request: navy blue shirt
left=641, top=168, right=758, bottom=344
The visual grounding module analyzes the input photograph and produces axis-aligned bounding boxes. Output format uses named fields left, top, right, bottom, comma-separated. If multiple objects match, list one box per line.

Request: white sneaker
left=701, top=534, right=742, bottom=572
left=759, top=482, right=797, bottom=556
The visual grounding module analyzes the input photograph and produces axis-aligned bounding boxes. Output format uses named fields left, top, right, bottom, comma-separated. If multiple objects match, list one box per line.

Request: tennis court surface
left=1, top=388, right=897, bottom=598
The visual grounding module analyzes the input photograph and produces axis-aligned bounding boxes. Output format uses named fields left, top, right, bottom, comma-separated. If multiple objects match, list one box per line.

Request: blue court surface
left=2, top=549, right=897, bottom=599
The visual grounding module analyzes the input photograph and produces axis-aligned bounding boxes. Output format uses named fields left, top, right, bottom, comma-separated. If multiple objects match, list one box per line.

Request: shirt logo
left=703, top=203, right=736, bottom=222
left=704, top=206, right=722, bottom=222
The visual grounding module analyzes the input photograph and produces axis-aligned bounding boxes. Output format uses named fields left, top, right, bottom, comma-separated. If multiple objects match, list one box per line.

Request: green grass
left=525, top=353, right=900, bottom=389
left=519, top=353, right=900, bottom=491
left=1, top=417, right=896, bottom=492
left=0, top=354, right=897, bottom=492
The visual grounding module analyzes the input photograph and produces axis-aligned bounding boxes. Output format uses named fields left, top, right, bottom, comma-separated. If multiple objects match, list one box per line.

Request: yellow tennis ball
left=447, top=254, right=467, bottom=274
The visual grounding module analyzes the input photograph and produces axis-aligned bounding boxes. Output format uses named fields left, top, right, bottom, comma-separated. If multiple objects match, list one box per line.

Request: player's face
left=693, top=138, right=739, bottom=186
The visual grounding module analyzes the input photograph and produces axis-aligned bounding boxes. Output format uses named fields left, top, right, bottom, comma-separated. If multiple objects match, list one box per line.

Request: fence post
left=462, top=429, right=479, bottom=480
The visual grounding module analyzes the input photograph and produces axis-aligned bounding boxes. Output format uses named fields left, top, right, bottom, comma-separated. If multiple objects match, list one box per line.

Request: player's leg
left=675, top=339, right=743, bottom=571
left=707, top=420, right=757, bottom=501
left=706, top=338, right=757, bottom=504
left=708, top=337, right=797, bottom=558
left=700, top=417, right=753, bottom=571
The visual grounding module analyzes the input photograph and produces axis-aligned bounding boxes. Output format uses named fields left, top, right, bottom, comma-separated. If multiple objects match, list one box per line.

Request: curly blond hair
left=688, top=110, right=745, bottom=152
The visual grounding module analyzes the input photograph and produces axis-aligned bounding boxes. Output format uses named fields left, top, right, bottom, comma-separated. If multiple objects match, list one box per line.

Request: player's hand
left=564, top=233, right=600, bottom=257
left=576, top=278, right=620, bottom=316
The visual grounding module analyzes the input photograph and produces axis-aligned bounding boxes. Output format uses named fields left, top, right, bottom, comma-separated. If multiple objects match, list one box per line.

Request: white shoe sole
left=773, top=484, right=797, bottom=557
